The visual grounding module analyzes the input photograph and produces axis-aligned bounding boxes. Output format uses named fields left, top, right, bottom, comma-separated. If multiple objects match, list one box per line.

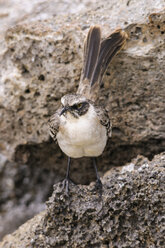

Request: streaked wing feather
left=48, top=109, right=61, bottom=141
left=94, top=104, right=112, bottom=137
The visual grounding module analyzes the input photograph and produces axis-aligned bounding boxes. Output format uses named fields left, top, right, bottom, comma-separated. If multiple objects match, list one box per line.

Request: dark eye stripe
left=71, top=104, right=78, bottom=109
left=71, top=102, right=87, bottom=109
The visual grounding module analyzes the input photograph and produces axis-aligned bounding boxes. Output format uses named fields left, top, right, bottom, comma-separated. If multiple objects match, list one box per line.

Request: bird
left=49, top=26, right=127, bottom=193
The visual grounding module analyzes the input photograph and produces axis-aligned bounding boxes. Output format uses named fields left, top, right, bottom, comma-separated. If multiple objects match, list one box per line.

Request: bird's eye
left=77, top=103, right=83, bottom=109
left=71, top=103, right=84, bottom=110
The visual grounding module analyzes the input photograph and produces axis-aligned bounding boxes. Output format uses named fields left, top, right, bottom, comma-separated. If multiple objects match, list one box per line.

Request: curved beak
left=60, top=106, right=69, bottom=116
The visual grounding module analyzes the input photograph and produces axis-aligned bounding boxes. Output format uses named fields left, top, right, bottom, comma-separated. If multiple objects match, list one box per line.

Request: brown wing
left=48, top=108, right=61, bottom=141
left=90, top=29, right=127, bottom=87
left=94, top=104, right=112, bottom=137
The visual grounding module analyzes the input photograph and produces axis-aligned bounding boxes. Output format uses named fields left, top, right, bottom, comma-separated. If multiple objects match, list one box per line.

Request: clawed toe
left=62, top=178, right=76, bottom=195
left=94, top=178, right=103, bottom=197
left=62, top=178, right=70, bottom=194
left=96, top=178, right=102, bottom=189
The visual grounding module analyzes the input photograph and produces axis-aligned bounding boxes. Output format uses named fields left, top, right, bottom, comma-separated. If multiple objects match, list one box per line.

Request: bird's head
left=60, top=94, right=91, bottom=118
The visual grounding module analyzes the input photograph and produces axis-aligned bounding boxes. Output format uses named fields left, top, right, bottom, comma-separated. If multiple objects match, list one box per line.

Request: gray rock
left=0, top=152, right=164, bottom=247
left=0, top=211, right=46, bottom=248
left=0, top=0, right=164, bottom=167
left=0, top=0, right=98, bottom=39
left=0, top=0, right=165, bottom=242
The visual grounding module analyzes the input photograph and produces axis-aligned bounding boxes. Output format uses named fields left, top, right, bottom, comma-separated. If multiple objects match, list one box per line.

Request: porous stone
left=0, top=0, right=98, bottom=39
left=0, top=0, right=165, bottom=241
left=0, top=0, right=164, bottom=167
left=0, top=152, right=164, bottom=248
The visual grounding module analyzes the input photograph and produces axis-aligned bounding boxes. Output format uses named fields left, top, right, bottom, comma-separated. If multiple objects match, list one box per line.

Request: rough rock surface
left=0, top=0, right=165, bottom=241
left=0, top=152, right=164, bottom=248
left=0, top=0, right=98, bottom=39
left=0, top=0, right=165, bottom=171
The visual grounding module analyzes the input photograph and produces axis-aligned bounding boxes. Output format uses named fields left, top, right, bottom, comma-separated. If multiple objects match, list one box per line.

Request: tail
left=77, top=26, right=127, bottom=100
left=90, top=29, right=127, bottom=87
left=82, top=26, right=101, bottom=81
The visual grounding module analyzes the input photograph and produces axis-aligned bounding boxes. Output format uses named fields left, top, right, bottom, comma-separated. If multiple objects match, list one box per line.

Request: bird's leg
left=92, top=157, right=102, bottom=189
left=63, top=157, right=71, bottom=194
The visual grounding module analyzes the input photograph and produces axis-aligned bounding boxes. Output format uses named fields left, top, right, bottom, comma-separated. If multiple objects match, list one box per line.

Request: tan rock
left=0, top=1, right=164, bottom=163
left=0, top=0, right=165, bottom=241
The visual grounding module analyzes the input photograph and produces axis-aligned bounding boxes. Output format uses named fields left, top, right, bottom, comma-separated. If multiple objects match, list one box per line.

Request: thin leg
left=92, top=157, right=102, bottom=189
left=66, top=156, right=71, bottom=180
left=63, top=157, right=71, bottom=194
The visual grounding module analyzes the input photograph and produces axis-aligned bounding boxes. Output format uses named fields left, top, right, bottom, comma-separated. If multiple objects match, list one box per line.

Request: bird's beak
left=60, top=106, right=69, bottom=116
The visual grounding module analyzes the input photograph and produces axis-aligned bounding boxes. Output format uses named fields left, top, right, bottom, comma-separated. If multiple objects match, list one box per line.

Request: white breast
left=56, top=105, right=107, bottom=158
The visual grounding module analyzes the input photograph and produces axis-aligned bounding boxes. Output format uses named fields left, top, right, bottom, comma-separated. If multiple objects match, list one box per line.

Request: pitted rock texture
left=0, top=152, right=164, bottom=248
left=0, top=0, right=165, bottom=165
left=0, top=0, right=99, bottom=39
left=0, top=0, right=165, bottom=241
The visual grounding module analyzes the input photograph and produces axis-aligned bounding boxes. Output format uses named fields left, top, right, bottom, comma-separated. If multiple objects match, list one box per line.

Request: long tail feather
left=82, top=26, right=101, bottom=81
left=90, top=29, right=127, bottom=86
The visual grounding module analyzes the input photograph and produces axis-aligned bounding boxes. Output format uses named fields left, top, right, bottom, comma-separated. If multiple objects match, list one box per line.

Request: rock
left=0, top=153, right=57, bottom=240
left=0, top=0, right=164, bottom=168
left=0, top=0, right=98, bottom=39
left=0, top=152, right=164, bottom=247
left=0, top=211, right=46, bottom=248
left=0, top=0, right=165, bottom=241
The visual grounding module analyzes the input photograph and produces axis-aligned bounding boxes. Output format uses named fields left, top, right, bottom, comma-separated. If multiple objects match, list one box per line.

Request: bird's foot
left=95, top=178, right=102, bottom=190
left=93, top=178, right=103, bottom=197
left=62, top=178, right=70, bottom=195
left=62, top=177, right=76, bottom=195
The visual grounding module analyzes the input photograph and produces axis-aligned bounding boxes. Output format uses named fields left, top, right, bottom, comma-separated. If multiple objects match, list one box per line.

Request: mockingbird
left=49, top=26, right=127, bottom=192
